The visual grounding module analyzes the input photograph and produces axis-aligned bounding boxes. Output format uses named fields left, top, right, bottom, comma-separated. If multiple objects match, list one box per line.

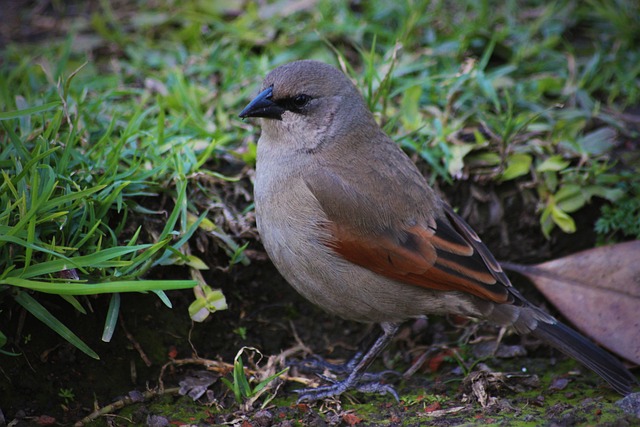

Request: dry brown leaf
left=502, top=241, right=640, bottom=364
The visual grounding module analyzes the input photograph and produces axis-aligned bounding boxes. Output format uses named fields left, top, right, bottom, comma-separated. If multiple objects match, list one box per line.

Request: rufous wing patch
left=323, top=214, right=513, bottom=304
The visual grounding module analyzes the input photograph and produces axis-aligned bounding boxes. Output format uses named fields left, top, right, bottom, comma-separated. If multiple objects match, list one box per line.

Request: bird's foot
left=295, top=375, right=399, bottom=403
left=291, top=354, right=399, bottom=383
left=292, top=323, right=402, bottom=403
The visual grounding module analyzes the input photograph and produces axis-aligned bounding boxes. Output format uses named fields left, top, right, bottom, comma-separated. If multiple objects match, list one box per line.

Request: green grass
left=1, top=0, right=638, bottom=362
left=0, top=63, right=203, bottom=357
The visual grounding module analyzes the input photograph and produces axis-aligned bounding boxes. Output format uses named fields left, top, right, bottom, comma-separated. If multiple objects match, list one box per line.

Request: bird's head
left=239, top=60, right=376, bottom=152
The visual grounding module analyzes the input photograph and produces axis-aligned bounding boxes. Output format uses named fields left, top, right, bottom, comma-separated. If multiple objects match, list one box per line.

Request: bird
left=238, top=59, right=637, bottom=401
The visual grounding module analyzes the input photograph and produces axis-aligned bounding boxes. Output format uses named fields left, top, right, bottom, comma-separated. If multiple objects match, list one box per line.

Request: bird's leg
left=292, top=326, right=381, bottom=376
left=294, top=351, right=364, bottom=376
left=295, top=322, right=400, bottom=402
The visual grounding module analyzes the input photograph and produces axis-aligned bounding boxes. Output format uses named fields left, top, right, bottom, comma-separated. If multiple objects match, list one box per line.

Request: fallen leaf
left=502, top=241, right=640, bottom=364
left=418, top=406, right=466, bottom=417
left=342, top=412, right=363, bottom=426
left=35, top=415, right=56, bottom=426
left=464, top=371, right=503, bottom=407
left=168, top=345, right=178, bottom=359
left=428, top=349, right=454, bottom=372
left=424, top=402, right=441, bottom=412
left=178, top=371, right=219, bottom=401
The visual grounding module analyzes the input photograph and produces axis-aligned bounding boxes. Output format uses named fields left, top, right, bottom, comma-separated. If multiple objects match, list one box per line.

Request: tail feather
left=532, top=320, right=637, bottom=395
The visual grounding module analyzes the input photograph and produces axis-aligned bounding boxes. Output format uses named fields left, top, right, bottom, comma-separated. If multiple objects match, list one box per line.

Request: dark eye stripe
left=278, top=94, right=312, bottom=113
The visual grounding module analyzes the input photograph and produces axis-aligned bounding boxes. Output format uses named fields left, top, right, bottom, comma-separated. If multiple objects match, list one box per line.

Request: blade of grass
left=0, top=101, right=62, bottom=120
left=101, top=293, right=121, bottom=342
left=14, top=291, right=100, bottom=359
left=4, top=277, right=196, bottom=295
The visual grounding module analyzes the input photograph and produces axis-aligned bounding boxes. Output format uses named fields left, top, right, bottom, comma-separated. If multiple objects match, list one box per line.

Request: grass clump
left=0, top=75, right=200, bottom=357
left=0, top=45, right=233, bottom=357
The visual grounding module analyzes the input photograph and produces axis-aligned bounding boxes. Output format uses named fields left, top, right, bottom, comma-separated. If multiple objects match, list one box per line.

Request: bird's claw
left=295, top=379, right=399, bottom=403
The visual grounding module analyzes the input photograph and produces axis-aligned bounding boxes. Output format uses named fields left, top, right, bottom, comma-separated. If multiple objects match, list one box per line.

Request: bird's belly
left=255, top=190, right=476, bottom=323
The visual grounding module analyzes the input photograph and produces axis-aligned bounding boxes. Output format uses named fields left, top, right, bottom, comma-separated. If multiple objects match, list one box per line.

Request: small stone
left=253, top=409, right=274, bottom=427
left=146, top=414, right=170, bottom=427
left=616, top=392, right=640, bottom=418
left=549, top=377, right=569, bottom=391
left=128, top=390, right=145, bottom=402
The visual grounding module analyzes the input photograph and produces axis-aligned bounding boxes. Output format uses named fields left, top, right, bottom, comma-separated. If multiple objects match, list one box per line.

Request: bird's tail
left=531, top=319, right=637, bottom=395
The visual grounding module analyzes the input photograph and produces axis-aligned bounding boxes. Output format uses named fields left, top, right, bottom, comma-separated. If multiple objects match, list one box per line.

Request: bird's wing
left=305, top=169, right=515, bottom=305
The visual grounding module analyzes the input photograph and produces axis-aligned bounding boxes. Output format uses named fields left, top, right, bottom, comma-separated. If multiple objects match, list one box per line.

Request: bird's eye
left=280, top=94, right=312, bottom=114
left=292, top=94, right=311, bottom=108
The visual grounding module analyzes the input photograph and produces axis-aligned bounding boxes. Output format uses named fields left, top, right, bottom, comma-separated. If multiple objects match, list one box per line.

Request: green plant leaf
left=14, top=291, right=99, bottom=359
left=500, top=153, right=532, bottom=181
left=60, top=295, right=87, bottom=314
left=537, top=155, right=570, bottom=172
left=587, top=186, right=625, bottom=202
left=0, top=329, right=20, bottom=356
left=551, top=205, right=577, bottom=234
left=578, top=127, right=617, bottom=156
left=253, top=367, right=289, bottom=394
left=555, top=184, right=587, bottom=213
left=448, top=143, right=474, bottom=178
left=234, top=354, right=251, bottom=401
left=400, top=85, right=423, bottom=131
left=189, top=285, right=228, bottom=322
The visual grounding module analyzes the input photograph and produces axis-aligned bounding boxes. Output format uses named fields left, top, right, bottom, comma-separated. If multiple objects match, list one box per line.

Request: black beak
left=239, top=86, right=285, bottom=120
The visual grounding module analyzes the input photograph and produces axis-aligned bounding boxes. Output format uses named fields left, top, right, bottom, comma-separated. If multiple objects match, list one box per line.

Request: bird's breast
left=255, top=161, right=347, bottom=310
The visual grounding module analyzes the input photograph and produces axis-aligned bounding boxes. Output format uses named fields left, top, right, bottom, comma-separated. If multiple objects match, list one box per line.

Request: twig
left=158, top=356, right=315, bottom=393
left=119, top=314, right=152, bottom=367
left=73, top=387, right=180, bottom=427
left=403, top=346, right=443, bottom=379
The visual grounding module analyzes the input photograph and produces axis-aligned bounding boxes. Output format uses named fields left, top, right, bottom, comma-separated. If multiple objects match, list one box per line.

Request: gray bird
left=239, top=59, right=637, bottom=401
